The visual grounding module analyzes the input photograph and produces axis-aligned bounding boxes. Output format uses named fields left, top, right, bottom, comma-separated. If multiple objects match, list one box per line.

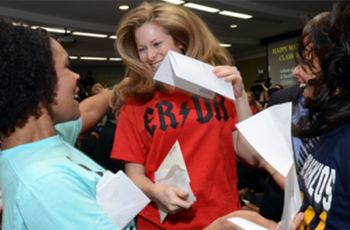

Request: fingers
left=169, top=188, right=192, bottom=210
left=155, top=184, right=194, bottom=214
left=290, top=212, right=304, bottom=230
left=212, top=65, right=242, bottom=83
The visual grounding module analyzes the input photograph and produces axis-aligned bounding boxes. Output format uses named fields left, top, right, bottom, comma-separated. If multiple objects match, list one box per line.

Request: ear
left=177, top=43, right=186, bottom=54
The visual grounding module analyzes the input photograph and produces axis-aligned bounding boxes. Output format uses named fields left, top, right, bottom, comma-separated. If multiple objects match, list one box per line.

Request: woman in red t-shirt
left=110, top=2, right=264, bottom=229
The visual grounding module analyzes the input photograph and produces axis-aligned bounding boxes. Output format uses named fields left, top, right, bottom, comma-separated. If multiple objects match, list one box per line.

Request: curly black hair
left=298, top=2, right=350, bottom=136
left=0, top=19, right=57, bottom=137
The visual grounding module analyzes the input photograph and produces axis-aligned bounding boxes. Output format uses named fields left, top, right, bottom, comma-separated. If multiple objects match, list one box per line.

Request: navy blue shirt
left=299, top=122, right=350, bottom=229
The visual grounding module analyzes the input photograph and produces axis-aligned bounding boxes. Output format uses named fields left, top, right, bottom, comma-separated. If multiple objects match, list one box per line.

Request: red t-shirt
left=111, top=90, right=240, bottom=229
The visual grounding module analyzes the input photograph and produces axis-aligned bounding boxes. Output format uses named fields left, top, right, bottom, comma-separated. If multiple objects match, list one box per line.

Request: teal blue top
left=0, top=119, right=119, bottom=229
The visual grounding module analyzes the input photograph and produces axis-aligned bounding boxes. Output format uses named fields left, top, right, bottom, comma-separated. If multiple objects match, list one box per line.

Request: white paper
left=154, top=140, right=196, bottom=222
left=236, top=102, right=293, bottom=177
left=154, top=50, right=235, bottom=100
left=227, top=217, right=268, bottom=230
left=96, top=170, right=150, bottom=229
left=279, top=165, right=302, bottom=229
left=236, top=102, right=301, bottom=228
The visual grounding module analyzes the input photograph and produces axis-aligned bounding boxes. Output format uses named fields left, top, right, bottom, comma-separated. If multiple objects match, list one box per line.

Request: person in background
left=110, top=2, right=263, bottom=229
left=0, top=19, right=118, bottom=229
left=247, top=91, right=263, bottom=114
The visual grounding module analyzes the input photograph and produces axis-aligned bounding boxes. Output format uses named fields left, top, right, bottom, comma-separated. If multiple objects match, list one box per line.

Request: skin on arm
left=213, top=65, right=285, bottom=188
left=205, top=210, right=278, bottom=230
left=78, top=89, right=112, bottom=135
left=213, top=66, right=262, bottom=166
left=125, top=162, right=194, bottom=213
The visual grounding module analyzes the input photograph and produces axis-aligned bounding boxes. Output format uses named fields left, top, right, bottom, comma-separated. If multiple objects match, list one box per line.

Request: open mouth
left=151, top=61, right=161, bottom=71
left=74, top=88, right=80, bottom=101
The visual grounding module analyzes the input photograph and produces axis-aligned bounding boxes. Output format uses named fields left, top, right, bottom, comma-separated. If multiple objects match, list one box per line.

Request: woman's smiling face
left=293, top=42, right=321, bottom=99
left=134, top=22, right=184, bottom=75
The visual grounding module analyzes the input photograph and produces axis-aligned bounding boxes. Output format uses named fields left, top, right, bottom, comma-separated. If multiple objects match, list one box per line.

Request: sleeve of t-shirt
left=17, top=172, right=119, bottom=230
left=110, top=103, right=146, bottom=164
left=55, top=118, right=82, bottom=146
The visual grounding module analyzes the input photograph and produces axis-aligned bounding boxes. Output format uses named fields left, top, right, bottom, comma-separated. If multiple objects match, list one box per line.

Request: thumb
left=175, top=189, right=189, bottom=200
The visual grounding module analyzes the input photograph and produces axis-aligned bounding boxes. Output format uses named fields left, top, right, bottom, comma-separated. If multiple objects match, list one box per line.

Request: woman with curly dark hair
left=295, top=2, right=350, bottom=228
left=219, top=2, right=350, bottom=229
left=0, top=19, right=116, bottom=229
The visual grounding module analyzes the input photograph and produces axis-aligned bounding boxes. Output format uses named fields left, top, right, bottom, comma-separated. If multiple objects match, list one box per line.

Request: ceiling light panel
left=162, top=0, right=185, bottom=5
left=220, top=43, right=232, bottom=47
left=109, top=57, right=122, bottom=61
left=119, top=5, right=129, bottom=10
left=31, top=26, right=70, bottom=34
left=80, top=56, right=107, bottom=61
left=72, top=31, right=108, bottom=38
left=219, top=10, right=252, bottom=19
left=184, top=2, right=220, bottom=13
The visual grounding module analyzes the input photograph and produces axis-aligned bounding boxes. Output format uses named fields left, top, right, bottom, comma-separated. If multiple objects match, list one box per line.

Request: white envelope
left=279, top=165, right=302, bottom=230
left=96, top=170, right=150, bottom=229
left=236, top=102, right=301, bottom=227
left=154, top=50, right=235, bottom=100
left=236, top=102, right=294, bottom=177
left=154, top=140, right=196, bottom=222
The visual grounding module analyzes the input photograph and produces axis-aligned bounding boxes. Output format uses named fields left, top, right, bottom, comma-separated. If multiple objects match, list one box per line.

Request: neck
left=2, top=109, right=56, bottom=150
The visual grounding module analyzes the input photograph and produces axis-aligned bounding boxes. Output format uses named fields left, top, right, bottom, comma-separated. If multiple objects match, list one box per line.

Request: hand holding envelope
left=235, top=102, right=301, bottom=229
left=154, top=140, right=196, bottom=222
left=96, top=170, right=150, bottom=229
left=153, top=50, right=235, bottom=100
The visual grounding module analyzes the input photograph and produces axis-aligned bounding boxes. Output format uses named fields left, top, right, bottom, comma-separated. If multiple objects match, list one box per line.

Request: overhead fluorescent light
left=72, top=31, right=108, bottom=38
left=69, top=56, right=78, bottom=59
left=109, top=57, right=122, bottom=61
left=80, top=56, right=107, bottom=61
left=230, top=24, right=238, bottom=28
left=12, top=22, right=29, bottom=27
left=184, top=2, right=219, bottom=13
left=109, top=35, right=117, bottom=39
left=31, top=26, right=70, bottom=34
left=220, top=43, right=232, bottom=47
left=119, top=5, right=129, bottom=10
left=162, top=0, right=184, bottom=5
left=219, top=10, right=252, bottom=19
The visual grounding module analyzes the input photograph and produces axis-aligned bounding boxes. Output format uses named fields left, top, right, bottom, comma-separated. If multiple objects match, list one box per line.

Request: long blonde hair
left=111, top=1, right=233, bottom=113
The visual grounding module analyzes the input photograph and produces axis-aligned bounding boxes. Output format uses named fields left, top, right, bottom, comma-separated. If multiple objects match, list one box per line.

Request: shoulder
left=268, top=85, right=301, bottom=106
left=55, top=118, right=82, bottom=145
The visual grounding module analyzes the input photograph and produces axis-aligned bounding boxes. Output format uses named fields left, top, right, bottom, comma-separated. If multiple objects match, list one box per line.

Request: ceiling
left=0, top=0, right=333, bottom=66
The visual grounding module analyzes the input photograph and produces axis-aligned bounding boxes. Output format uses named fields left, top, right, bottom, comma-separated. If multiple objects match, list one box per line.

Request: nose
left=73, top=71, right=80, bottom=81
left=146, top=48, right=156, bottom=61
left=292, top=65, right=300, bottom=79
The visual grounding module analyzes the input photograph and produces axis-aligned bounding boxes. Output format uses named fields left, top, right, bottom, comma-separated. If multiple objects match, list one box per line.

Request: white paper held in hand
left=236, top=102, right=301, bottom=228
left=96, top=170, right=150, bottom=229
left=153, top=50, right=235, bottom=100
left=154, top=140, right=196, bottom=223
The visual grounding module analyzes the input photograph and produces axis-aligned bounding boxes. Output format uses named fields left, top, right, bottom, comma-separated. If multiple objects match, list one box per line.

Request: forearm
left=126, top=170, right=158, bottom=201
left=204, top=210, right=278, bottom=230
left=233, top=131, right=285, bottom=189
left=125, top=163, right=159, bottom=202
left=234, top=91, right=253, bottom=122
left=261, top=159, right=285, bottom=189
left=79, top=89, right=112, bottom=134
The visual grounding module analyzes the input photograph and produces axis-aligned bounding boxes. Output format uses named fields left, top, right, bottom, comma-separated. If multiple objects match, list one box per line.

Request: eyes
left=137, top=40, right=163, bottom=53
